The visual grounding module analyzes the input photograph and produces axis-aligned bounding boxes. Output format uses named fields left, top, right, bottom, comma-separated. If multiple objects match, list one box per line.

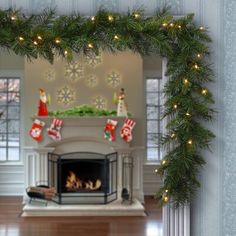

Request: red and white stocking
left=104, top=119, right=118, bottom=141
left=120, top=119, right=136, bottom=142
left=29, top=119, right=45, bottom=142
left=47, top=118, right=63, bottom=141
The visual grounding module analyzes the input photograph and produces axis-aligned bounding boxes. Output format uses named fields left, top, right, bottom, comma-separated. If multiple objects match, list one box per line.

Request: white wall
left=24, top=51, right=144, bottom=147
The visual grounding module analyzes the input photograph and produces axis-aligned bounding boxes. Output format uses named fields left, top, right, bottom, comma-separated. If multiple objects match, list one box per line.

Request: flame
left=65, top=171, right=102, bottom=191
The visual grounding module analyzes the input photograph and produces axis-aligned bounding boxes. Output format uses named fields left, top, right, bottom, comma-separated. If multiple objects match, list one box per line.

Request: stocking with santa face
left=29, top=119, right=45, bottom=142
left=47, top=118, right=63, bottom=141
left=120, top=118, right=136, bottom=142
left=104, top=119, right=118, bottom=141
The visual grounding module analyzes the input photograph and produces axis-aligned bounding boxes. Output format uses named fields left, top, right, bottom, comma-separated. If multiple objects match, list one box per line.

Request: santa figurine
left=38, top=88, right=49, bottom=116
left=116, top=88, right=128, bottom=117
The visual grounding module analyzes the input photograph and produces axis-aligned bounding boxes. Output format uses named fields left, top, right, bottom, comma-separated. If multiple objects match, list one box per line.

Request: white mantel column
left=23, top=147, right=55, bottom=200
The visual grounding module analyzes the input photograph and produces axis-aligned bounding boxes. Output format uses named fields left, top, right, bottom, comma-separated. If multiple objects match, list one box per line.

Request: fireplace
left=48, top=152, right=117, bottom=204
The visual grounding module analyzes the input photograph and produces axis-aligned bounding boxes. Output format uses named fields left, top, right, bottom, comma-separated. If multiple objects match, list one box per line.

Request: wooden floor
left=0, top=196, right=162, bottom=236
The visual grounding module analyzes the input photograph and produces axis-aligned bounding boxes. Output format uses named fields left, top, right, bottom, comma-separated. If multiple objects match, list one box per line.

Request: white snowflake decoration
left=57, top=86, right=75, bottom=106
left=85, top=52, right=102, bottom=67
left=91, top=95, right=107, bottom=109
left=44, top=69, right=56, bottom=81
left=65, top=61, right=84, bottom=82
left=85, top=75, right=99, bottom=88
left=106, top=71, right=121, bottom=88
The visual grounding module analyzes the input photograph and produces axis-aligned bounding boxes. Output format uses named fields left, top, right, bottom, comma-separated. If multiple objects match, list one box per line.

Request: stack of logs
left=27, top=186, right=56, bottom=200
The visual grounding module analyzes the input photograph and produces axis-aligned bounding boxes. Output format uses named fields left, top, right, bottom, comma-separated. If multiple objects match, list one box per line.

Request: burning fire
left=65, top=171, right=102, bottom=191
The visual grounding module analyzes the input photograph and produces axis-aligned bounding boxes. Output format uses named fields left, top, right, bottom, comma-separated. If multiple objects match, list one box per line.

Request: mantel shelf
left=32, top=116, right=130, bottom=127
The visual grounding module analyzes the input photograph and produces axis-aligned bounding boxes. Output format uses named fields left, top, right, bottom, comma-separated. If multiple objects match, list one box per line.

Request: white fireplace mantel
left=23, top=116, right=145, bottom=216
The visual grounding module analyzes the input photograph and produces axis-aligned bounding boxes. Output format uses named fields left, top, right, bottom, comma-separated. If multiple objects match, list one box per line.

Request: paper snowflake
left=91, top=95, right=107, bottom=109
left=65, top=61, right=84, bottom=82
left=85, top=52, right=102, bottom=67
left=44, top=69, right=56, bottom=81
left=106, top=71, right=121, bottom=88
left=57, top=86, right=75, bottom=106
left=85, top=75, right=99, bottom=88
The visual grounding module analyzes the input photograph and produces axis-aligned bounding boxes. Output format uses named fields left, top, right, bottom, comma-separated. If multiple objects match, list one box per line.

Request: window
left=146, top=77, right=163, bottom=162
left=0, top=77, right=20, bottom=162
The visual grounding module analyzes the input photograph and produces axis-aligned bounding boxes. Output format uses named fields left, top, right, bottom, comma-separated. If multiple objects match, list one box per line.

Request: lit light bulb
left=197, top=53, right=202, bottom=58
left=165, top=189, right=169, bottom=193
left=173, top=104, right=177, bottom=109
left=154, top=168, right=158, bottom=173
left=170, top=133, right=175, bottom=138
left=193, top=64, right=199, bottom=70
left=201, top=89, right=207, bottom=95
left=55, top=38, right=61, bottom=44
left=162, top=23, right=167, bottom=27
left=134, top=13, right=140, bottom=19
left=114, top=35, right=119, bottom=40
left=162, top=160, right=166, bottom=165
left=64, top=50, right=68, bottom=56
left=108, top=15, right=113, bottom=22
left=33, top=41, right=38, bottom=45
left=178, top=25, right=182, bottom=29
left=188, top=139, right=192, bottom=145
left=183, top=79, right=189, bottom=85
left=91, top=16, right=95, bottom=21
left=186, top=112, right=191, bottom=117
left=11, top=15, right=17, bottom=21
left=37, top=35, right=42, bottom=40
left=18, top=36, right=24, bottom=41
left=169, top=23, right=174, bottom=27
left=164, top=196, right=169, bottom=202
left=88, top=43, right=93, bottom=48
left=199, top=26, right=205, bottom=31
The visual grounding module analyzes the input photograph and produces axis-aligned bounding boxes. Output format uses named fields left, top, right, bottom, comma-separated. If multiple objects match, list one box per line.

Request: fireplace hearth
left=48, top=152, right=117, bottom=204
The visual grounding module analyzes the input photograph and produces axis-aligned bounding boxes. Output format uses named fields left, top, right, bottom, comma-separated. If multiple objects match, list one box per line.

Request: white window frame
left=0, top=71, right=23, bottom=165
left=145, top=76, right=163, bottom=163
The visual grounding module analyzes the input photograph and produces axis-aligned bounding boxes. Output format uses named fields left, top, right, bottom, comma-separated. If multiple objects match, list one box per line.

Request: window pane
left=0, top=77, right=20, bottom=162
left=147, top=120, right=158, bottom=133
left=8, top=134, right=20, bottom=147
left=8, top=79, right=20, bottom=92
left=0, top=121, right=6, bottom=133
left=147, top=148, right=158, bottom=160
left=0, top=80, right=7, bottom=92
left=8, top=106, right=20, bottom=119
left=0, top=134, right=7, bottom=146
left=147, top=106, right=158, bottom=119
left=8, top=120, right=20, bottom=133
left=146, top=79, right=159, bottom=92
left=146, top=93, right=158, bottom=106
left=147, top=133, right=159, bottom=147
left=0, top=106, right=7, bottom=119
left=8, top=148, right=19, bottom=161
left=8, top=92, right=20, bottom=105
left=0, top=93, right=7, bottom=105
left=0, top=148, right=6, bottom=161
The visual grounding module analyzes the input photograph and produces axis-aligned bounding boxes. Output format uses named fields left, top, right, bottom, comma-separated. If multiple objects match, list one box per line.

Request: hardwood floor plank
left=0, top=196, right=162, bottom=236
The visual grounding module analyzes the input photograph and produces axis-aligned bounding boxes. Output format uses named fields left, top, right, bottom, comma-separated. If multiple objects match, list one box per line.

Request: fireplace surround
left=48, top=151, right=117, bottom=204
left=23, top=117, right=145, bottom=216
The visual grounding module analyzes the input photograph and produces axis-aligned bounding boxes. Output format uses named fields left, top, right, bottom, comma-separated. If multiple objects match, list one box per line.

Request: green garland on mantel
left=0, top=7, right=215, bottom=206
left=48, top=105, right=132, bottom=117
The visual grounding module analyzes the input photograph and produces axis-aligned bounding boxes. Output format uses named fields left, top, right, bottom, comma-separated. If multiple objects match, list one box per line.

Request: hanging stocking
left=120, top=118, right=136, bottom=142
left=47, top=118, right=63, bottom=141
left=104, top=119, right=118, bottom=141
left=29, top=119, right=45, bottom=142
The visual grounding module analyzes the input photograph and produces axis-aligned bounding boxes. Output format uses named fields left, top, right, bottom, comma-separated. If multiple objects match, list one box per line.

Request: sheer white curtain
left=0, top=0, right=183, bottom=15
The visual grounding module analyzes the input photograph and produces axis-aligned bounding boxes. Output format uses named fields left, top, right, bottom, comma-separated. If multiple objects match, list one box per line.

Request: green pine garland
left=0, top=7, right=215, bottom=206
left=48, top=105, right=132, bottom=117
